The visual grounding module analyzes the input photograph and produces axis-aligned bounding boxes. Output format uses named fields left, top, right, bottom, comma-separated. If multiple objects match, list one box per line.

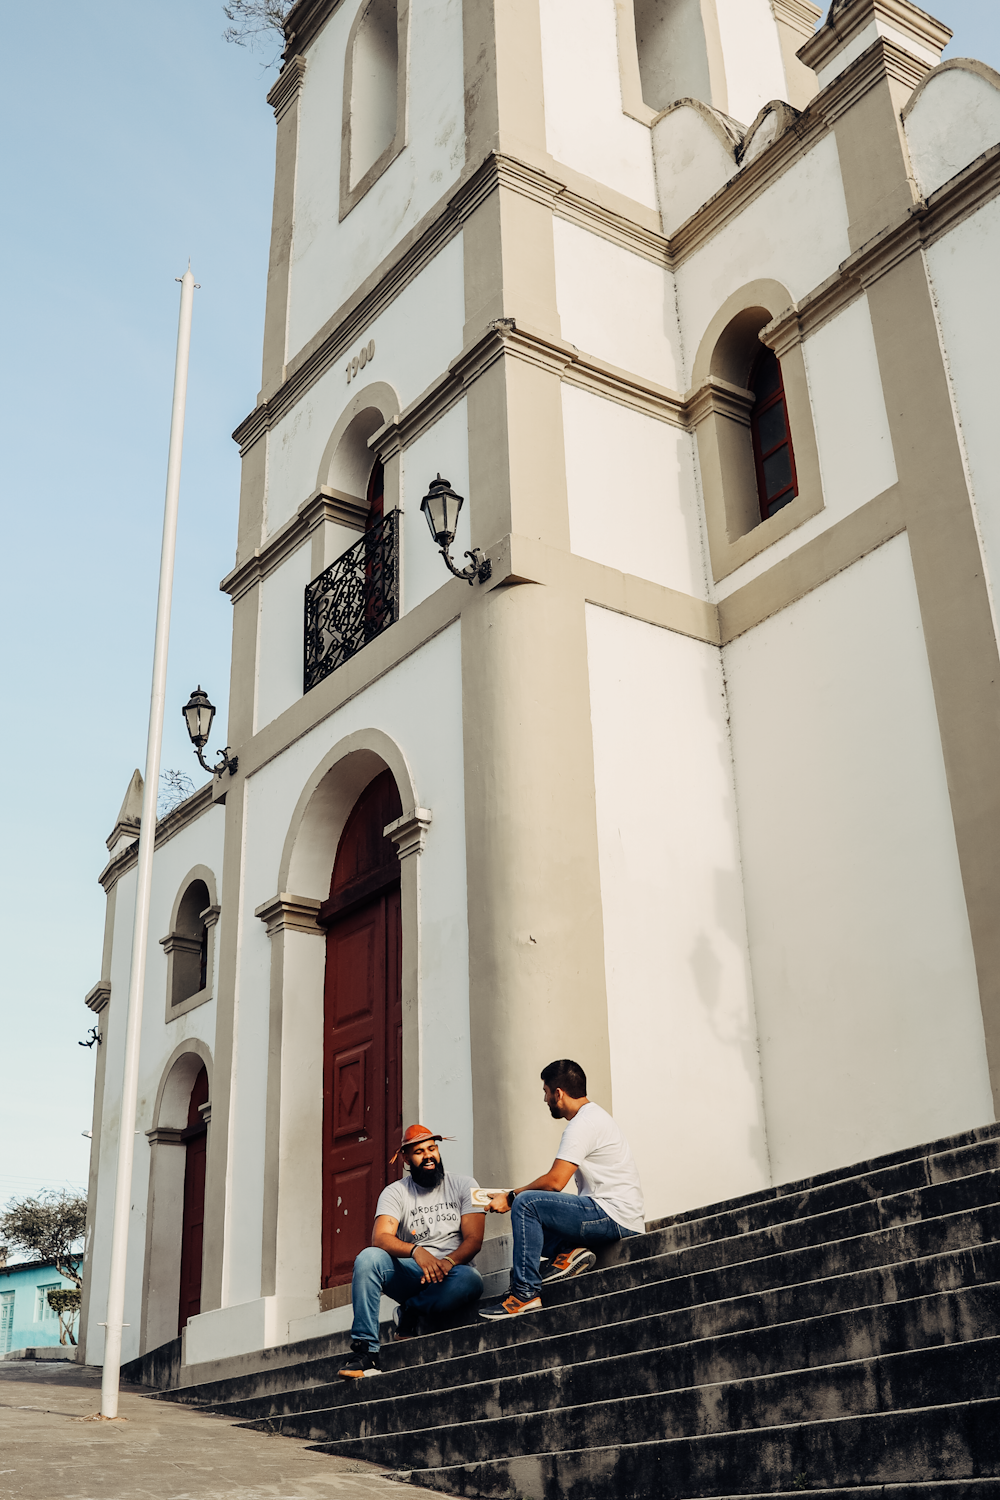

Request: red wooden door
left=320, top=771, right=403, bottom=1289
left=178, top=1065, right=208, bottom=1332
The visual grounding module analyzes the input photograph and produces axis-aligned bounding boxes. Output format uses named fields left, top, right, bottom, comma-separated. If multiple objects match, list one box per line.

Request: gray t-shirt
left=375, top=1171, right=483, bottom=1255
left=557, top=1102, right=645, bottom=1233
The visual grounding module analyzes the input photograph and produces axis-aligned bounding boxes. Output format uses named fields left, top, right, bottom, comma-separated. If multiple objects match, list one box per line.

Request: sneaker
left=540, top=1247, right=597, bottom=1284
left=478, top=1291, right=543, bottom=1320
left=338, top=1340, right=381, bottom=1378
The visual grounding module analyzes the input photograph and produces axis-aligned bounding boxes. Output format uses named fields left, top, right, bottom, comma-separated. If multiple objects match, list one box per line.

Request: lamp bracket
left=193, top=745, right=239, bottom=779
left=440, top=544, right=492, bottom=587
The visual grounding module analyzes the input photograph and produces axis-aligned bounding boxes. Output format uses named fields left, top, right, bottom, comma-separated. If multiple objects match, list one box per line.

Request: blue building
left=0, top=1260, right=79, bottom=1356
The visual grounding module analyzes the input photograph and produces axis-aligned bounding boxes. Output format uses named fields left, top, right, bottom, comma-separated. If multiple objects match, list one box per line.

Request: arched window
left=341, top=0, right=407, bottom=218
left=749, top=346, right=797, bottom=521
left=160, top=872, right=219, bottom=1019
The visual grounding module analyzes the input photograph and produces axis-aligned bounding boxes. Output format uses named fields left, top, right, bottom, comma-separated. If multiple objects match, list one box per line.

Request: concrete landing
left=0, top=1359, right=426, bottom=1500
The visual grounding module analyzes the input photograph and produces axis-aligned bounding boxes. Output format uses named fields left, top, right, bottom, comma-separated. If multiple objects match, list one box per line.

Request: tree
left=0, top=1191, right=87, bottom=1346
left=222, top=0, right=292, bottom=50
left=158, top=768, right=195, bottom=818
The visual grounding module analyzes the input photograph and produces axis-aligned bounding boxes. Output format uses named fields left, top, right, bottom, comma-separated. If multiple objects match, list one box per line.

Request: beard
left=547, top=1102, right=561, bottom=1118
left=409, top=1156, right=445, bottom=1191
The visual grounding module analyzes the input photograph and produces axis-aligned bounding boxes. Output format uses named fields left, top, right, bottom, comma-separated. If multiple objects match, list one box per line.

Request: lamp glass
left=420, top=476, right=464, bottom=544
left=183, top=688, right=215, bottom=749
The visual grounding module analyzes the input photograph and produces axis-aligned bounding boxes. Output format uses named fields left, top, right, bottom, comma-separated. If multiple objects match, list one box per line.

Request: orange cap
left=391, top=1123, right=454, bottom=1163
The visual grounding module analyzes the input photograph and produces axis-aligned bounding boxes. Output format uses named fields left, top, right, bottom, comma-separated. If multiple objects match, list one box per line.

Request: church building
left=80, top=0, right=1000, bottom=1375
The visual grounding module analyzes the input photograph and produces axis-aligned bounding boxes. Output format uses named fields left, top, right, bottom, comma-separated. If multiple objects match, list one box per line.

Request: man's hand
left=487, top=1192, right=511, bottom=1215
left=412, top=1245, right=451, bottom=1283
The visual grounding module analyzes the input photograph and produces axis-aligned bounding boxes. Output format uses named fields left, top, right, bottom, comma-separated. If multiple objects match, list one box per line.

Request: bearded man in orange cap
left=338, top=1125, right=486, bottom=1377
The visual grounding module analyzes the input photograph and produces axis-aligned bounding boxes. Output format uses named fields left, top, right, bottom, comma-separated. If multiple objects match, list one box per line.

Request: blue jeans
left=510, top=1191, right=639, bottom=1300
left=350, top=1246, right=484, bottom=1352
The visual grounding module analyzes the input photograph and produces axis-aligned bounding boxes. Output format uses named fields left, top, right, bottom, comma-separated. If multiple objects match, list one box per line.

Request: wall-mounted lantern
left=419, top=474, right=492, bottom=586
left=182, top=686, right=239, bottom=778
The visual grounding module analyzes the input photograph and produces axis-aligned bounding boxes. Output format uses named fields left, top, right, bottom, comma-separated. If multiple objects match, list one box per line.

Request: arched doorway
left=320, top=768, right=403, bottom=1290
left=177, top=1065, right=208, bottom=1332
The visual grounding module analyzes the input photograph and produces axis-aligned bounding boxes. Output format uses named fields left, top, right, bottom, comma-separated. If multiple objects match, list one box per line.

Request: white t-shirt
left=375, top=1172, right=483, bottom=1255
left=556, top=1102, right=645, bottom=1233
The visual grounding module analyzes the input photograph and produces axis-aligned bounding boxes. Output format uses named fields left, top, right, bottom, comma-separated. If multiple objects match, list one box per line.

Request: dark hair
left=540, top=1059, right=587, bottom=1098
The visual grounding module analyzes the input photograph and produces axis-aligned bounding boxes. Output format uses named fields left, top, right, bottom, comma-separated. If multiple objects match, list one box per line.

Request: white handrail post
left=99, top=268, right=197, bottom=1418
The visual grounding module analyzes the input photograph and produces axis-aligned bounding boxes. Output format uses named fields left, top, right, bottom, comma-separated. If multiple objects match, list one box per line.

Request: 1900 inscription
left=346, top=339, right=376, bottom=383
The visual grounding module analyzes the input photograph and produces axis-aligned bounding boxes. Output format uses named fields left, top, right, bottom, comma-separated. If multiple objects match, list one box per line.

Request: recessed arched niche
left=340, top=0, right=410, bottom=219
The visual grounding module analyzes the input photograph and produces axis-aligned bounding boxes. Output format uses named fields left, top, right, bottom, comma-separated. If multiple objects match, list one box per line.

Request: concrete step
left=352, top=1397, right=1000, bottom=1499
left=645, top=1123, right=1000, bottom=1235
left=219, top=1280, right=1000, bottom=1431
left=268, top=1335, right=1000, bottom=1462
left=179, top=1237, right=1000, bottom=1416
left=586, top=1167, right=1000, bottom=1288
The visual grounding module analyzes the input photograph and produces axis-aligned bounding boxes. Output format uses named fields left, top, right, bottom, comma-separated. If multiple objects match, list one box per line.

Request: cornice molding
left=266, top=53, right=307, bottom=122
left=221, top=486, right=368, bottom=602
left=771, top=0, right=822, bottom=34
left=98, top=783, right=215, bottom=894
left=255, top=892, right=324, bottom=937
left=145, top=1126, right=185, bottom=1147
left=280, top=0, right=345, bottom=62
left=799, top=0, right=950, bottom=76
left=105, top=818, right=140, bottom=855
left=85, top=981, right=111, bottom=1015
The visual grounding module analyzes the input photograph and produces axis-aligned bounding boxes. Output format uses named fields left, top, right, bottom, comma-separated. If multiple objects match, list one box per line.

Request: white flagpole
left=100, top=268, right=197, bottom=1419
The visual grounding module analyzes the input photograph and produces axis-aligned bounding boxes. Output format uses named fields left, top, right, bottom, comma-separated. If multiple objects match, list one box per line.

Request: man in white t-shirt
left=480, top=1059, right=644, bottom=1320
left=338, top=1123, right=486, bottom=1377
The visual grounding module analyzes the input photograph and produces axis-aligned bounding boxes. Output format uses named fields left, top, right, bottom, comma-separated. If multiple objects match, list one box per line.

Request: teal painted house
left=0, top=1260, right=78, bottom=1356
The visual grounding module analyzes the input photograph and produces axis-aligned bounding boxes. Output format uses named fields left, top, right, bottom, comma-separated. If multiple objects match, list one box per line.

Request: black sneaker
left=338, top=1339, right=381, bottom=1378
left=540, top=1247, right=597, bottom=1284
left=392, top=1305, right=418, bottom=1341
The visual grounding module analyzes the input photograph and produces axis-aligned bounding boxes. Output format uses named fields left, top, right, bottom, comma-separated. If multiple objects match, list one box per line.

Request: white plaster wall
left=926, top=198, right=1000, bottom=637
left=725, top=535, right=993, bottom=1184
left=221, top=622, right=470, bottom=1315
left=715, top=0, right=788, bottom=127
left=563, top=386, right=706, bottom=597
left=586, top=604, right=770, bottom=1221
left=255, top=541, right=312, bottom=732
left=652, top=105, right=738, bottom=237
left=904, top=67, right=1000, bottom=199
left=713, top=294, right=898, bottom=600
left=399, top=399, right=472, bottom=614
left=677, top=134, right=851, bottom=387
left=539, top=0, right=657, bottom=208
left=553, top=219, right=681, bottom=390
left=287, top=0, right=465, bottom=357
left=85, top=804, right=225, bottom=1364
left=267, top=236, right=465, bottom=538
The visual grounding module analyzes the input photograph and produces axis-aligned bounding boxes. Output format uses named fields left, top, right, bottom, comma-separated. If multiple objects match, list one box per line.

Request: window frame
left=339, top=0, right=411, bottom=222
left=749, top=347, right=798, bottom=522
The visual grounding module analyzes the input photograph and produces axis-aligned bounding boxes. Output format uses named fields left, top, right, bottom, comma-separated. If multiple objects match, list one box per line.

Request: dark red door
left=320, top=771, right=403, bottom=1289
left=178, top=1065, right=208, bottom=1332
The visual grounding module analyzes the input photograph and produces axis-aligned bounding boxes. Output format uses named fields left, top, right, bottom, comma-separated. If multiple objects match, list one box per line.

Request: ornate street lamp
left=419, top=474, right=492, bottom=586
left=182, top=686, right=238, bottom=777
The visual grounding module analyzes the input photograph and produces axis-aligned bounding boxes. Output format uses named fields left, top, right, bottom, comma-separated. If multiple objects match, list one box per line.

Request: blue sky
left=0, top=0, right=997, bottom=1215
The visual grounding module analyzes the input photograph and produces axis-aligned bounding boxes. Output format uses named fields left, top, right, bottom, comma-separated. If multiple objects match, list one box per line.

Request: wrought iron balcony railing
left=304, top=509, right=400, bottom=693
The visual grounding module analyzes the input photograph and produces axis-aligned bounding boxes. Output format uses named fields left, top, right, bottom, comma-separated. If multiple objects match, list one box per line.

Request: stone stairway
left=155, top=1123, right=1000, bottom=1498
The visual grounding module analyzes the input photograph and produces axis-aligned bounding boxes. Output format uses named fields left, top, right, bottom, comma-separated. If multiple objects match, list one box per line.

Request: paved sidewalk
left=0, top=1359, right=428, bottom=1500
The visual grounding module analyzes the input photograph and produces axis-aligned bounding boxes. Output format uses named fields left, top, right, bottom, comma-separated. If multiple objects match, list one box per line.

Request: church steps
left=617, top=1143, right=1000, bottom=1261
left=175, top=1233, right=1000, bottom=1414
left=151, top=1125, right=1000, bottom=1496
left=369, top=1399, right=1000, bottom=1500
left=249, top=1335, right=1000, bottom=1458
left=219, top=1281, right=1000, bottom=1427
left=565, top=1168, right=1000, bottom=1290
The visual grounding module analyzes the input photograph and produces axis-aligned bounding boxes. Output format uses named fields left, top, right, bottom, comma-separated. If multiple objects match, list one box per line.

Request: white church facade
left=80, top=0, right=1000, bottom=1373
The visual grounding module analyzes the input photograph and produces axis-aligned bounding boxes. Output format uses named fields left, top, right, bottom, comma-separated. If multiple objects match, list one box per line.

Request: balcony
left=303, top=510, right=400, bottom=693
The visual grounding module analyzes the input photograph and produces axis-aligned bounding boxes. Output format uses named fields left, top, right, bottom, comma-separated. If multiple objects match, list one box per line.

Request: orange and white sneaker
left=540, top=1247, right=597, bottom=1284
left=478, top=1290, right=543, bottom=1319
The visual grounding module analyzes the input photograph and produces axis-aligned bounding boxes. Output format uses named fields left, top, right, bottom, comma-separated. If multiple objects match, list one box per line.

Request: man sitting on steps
left=338, top=1124, right=486, bottom=1377
left=480, top=1058, right=645, bottom=1320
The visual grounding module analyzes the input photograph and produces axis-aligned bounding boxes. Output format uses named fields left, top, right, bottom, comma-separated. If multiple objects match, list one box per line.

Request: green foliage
left=0, top=1190, right=87, bottom=1289
left=46, top=1287, right=83, bottom=1347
